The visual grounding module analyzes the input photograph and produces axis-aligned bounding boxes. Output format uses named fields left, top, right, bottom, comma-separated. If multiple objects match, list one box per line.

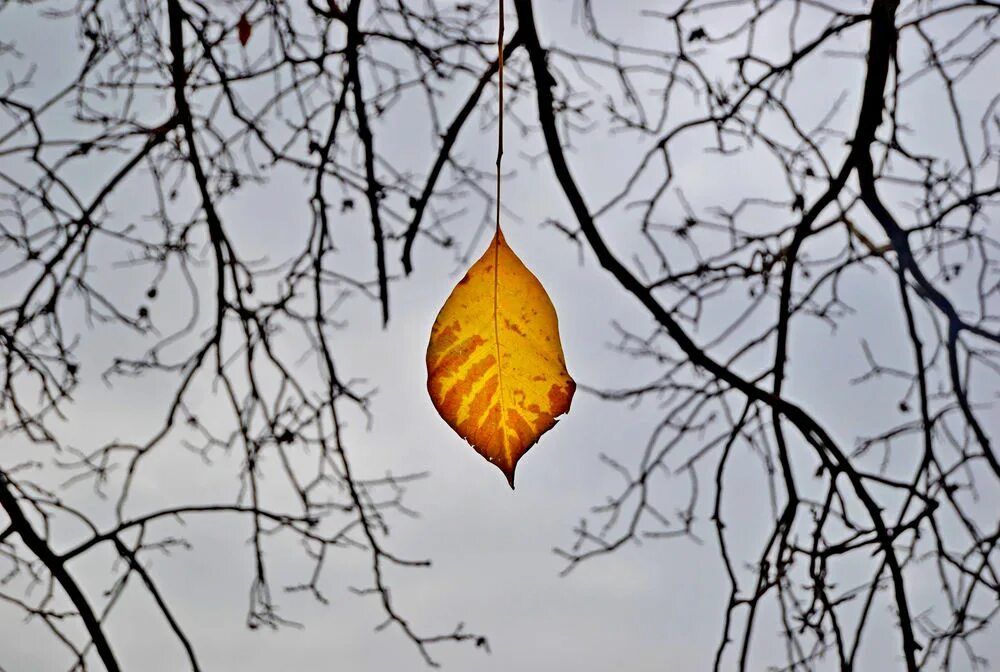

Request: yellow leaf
left=427, top=227, right=575, bottom=487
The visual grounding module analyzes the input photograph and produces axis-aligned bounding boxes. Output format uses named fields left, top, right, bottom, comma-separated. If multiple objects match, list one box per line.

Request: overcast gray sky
left=1, top=1, right=998, bottom=671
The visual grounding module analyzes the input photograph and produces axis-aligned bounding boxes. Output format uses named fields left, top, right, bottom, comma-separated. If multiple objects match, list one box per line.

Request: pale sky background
left=1, top=1, right=998, bottom=671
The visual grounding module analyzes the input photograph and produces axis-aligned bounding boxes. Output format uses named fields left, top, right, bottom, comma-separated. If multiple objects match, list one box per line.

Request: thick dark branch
left=346, top=0, right=391, bottom=326
left=0, top=471, right=121, bottom=672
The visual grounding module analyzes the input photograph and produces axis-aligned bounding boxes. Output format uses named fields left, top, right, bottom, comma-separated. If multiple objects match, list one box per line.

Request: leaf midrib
left=491, top=232, right=508, bottom=459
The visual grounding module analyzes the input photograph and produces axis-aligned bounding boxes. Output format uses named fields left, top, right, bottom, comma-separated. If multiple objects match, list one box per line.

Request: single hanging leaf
left=427, top=227, right=575, bottom=487
left=237, top=14, right=252, bottom=46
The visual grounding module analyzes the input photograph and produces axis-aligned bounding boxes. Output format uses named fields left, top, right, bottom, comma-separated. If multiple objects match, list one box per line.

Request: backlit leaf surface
left=427, top=228, right=575, bottom=487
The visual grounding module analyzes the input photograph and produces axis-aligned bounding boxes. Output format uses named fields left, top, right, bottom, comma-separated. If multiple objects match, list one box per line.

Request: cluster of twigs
left=1, top=0, right=997, bottom=670
left=540, top=1, right=1000, bottom=670
left=1, top=0, right=502, bottom=668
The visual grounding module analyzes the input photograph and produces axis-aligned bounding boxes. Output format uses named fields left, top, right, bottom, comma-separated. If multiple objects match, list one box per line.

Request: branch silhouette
left=1, top=1, right=997, bottom=670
